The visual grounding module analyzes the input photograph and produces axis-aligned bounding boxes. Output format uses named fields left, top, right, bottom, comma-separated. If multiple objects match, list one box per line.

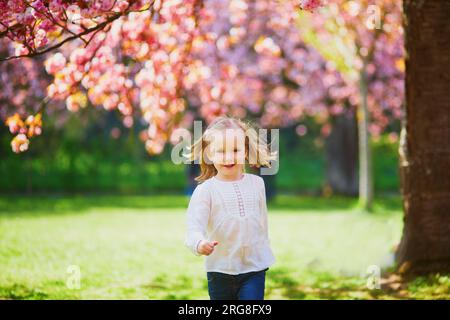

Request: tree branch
left=0, top=2, right=156, bottom=62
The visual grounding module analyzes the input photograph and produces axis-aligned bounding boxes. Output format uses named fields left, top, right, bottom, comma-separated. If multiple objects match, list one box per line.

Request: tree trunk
left=358, top=66, right=374, bottom=211
left=325, top=110, right=359, bottom=196
left=395, top=0, right=450, bottom=274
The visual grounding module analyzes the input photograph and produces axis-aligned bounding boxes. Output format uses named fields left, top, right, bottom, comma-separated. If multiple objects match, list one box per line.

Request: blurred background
left=0, top=113, right=399, bottom=196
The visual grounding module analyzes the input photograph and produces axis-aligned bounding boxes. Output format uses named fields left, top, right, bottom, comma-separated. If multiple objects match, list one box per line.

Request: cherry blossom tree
left=1, top=0, right=203, bottom=153
left=0, top=38, right=51, bottom=152
left=0, top=0, right=152, bottom=60
left=297, top=0, right=404, bottom=211
left=2, top=0, right=328, bottom=155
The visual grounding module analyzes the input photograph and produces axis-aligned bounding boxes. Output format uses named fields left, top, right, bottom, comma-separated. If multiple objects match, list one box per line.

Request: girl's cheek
left=213, top=154, right=223, bottom=164
left=212, top=154, right=224, bottom=165
left=238, top=151, right=246, bottom=164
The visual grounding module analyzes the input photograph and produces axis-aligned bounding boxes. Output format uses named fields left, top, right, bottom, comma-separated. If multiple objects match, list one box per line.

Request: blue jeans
left=207, top=268, right=268, bottom=300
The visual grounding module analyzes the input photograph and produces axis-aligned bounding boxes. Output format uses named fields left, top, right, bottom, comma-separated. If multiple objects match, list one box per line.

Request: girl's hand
left=197, top=240, right=219, bottom=256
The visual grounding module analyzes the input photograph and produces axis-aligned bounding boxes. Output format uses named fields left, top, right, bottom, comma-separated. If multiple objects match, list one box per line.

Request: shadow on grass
left=142, top=273, right=196, bottom=300
left=0, top=284, right=51, bottom=300
left=377, top=272, right=450, bottom=300
left=267, top=268, right=450, bottom=300
left=141, top=268, right=369, bottom=300
left=1, top=271, right=446, bottom=299
left=267, top=267, right=372, bottom=299
left=0, top=279, right=81, bottom=300
left=0, top=284, right=47, bottom=300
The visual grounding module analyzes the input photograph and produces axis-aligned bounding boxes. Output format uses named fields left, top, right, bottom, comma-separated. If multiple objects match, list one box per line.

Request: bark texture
left=396, top=0, right=450, bottom=274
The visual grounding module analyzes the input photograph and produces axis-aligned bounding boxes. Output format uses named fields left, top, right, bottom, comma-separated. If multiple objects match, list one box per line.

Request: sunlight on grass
left=0, top=195, right=447, bottom=299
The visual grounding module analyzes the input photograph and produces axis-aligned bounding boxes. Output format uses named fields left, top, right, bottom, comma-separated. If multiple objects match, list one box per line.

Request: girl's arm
left=184, top=183, right=210, bottom=256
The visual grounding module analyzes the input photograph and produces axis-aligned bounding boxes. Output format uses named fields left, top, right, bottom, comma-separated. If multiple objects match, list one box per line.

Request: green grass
left=0, top=195, right=448, bottom=300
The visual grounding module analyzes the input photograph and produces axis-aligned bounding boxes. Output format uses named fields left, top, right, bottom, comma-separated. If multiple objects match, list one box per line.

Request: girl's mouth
left=223, top=164, right=235, bottom=169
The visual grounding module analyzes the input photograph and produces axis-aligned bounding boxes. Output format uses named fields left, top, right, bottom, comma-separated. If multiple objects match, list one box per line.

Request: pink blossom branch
left=0, top=1, right=157, bottom=62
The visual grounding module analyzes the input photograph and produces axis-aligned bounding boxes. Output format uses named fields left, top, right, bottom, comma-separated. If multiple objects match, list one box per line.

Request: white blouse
left=184, top=173, right=276, bottom=275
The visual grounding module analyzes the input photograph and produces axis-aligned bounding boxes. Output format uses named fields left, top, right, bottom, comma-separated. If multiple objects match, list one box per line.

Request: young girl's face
left=207, top=128, right=247, bottom=178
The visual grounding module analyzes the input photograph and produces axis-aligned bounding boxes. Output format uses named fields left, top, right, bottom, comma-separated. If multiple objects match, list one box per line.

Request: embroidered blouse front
left=184, top=173, right=276, bottom=275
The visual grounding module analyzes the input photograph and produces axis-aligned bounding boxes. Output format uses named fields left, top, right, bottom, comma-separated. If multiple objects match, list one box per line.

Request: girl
left=183, top=116, right=277, bottom=300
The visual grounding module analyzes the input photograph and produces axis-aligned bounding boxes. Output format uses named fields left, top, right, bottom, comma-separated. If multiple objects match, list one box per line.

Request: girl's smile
left=222, top=164, right=236, bottom=169
left=204, top=128, right=247, bottom=181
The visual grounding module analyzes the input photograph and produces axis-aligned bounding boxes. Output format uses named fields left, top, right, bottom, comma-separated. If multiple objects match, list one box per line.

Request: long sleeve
left=187, top=173, right=275, bottom=274
left=184, top=183, right=211, bottom=256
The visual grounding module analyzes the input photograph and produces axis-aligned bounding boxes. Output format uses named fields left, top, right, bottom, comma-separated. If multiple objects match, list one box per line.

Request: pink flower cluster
left=1, top=0, right=404, bottom=155
left=299, top=0, right=323, bottom=11
left=0, top=0, right=148, bottom=57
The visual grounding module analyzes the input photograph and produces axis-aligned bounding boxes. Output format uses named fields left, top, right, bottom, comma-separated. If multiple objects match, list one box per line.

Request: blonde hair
left=184, top=116, right=277, bottom=183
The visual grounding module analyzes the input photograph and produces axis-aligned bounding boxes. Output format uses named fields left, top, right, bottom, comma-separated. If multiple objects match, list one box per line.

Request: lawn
left=0, top=195, right=448, bottom=299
